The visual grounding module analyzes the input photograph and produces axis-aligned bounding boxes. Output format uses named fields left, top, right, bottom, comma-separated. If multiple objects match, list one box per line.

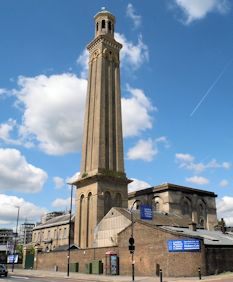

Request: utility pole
left=12, top=206, right=20, bottom=272
left=129, top=200, right=140, bottom=281
left=67, top=185, right=73, bottom=277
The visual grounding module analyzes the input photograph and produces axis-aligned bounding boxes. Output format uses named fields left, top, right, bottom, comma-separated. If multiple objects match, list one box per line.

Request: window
left=115, top=193, right=122, bottom=207
left=154, top=202, right=160, bottom=211
left=63, top=228, right=67, bottom=239
left=108, top=21, right=111, bottom=31
left=96, top=22, right=99, bottom=31
left=102, top=20, right=105, bottom=29
left=104, top=191, right=112, bottom=215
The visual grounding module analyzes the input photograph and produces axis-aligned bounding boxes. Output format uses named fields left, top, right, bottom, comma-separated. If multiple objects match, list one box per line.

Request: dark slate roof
left=161, top=226, right=233, bottom=246
left=114, top=208, right=190, bottom=228
left=33, top=214, right=75, bottom=230
left=128, top=183, right=217, bottom=198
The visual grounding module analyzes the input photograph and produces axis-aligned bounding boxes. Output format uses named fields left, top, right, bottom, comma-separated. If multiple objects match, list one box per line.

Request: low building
left=128, top=183, right=218, bottom=230
left=18, top=222, right=35, bottom=245
left=32, top=213, right=74, bottom=252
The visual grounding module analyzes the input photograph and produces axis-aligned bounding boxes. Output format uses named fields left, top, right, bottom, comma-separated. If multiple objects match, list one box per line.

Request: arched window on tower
left=108, top=21, right=111, bottom=31
left=102, top=19, right=105, bottom=29
left=115, top=193, right=122, bottom=207
left=104, top=191, right=112, bottom=215
left=79, top=194, right=84, bottom=245
left=86, top=192, right=92, bottom=247
left=96, top=22, right=99, bottom=31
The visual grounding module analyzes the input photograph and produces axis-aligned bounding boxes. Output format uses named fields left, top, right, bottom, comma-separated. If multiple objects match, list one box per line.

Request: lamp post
left=129, top=200, right=141, bottom=282
left=67, top=184, right=74, bottom=277
left=12, top=206, right=20, bottom=272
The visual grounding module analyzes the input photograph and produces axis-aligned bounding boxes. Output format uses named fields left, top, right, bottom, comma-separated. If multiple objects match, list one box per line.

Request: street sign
left=140, top=205, right=153, bottom=220
left=7, top=254, right=19, bottom=263
left=167, top=239, right=201, bottom=252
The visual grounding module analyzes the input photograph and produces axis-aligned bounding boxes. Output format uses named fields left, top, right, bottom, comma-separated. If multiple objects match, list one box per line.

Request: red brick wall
left=35, top=246, right=118, bottom=273
left=118, top=222, right=206, bottom=277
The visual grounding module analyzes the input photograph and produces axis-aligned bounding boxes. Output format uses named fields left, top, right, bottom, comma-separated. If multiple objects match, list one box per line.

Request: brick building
left=32, top=213, right=74, bottom=252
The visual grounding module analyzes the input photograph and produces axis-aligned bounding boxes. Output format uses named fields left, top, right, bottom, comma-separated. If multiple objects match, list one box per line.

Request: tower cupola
left=94, top=7, right=115, bottom=38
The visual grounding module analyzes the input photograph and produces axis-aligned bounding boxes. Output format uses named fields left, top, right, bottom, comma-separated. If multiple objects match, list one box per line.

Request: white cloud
left=175, top=153, right=194, bottom=163
left=127, top=137, right=169, bottom=162
left=0, top=194, right=47, bottom=226
left=76, top=49, right=89, bottom=79
left=66, top=171, right=80, bottom=184
left=186, top=176, right=209, bottom=185
left=122, top=85, right=155, bottom=137
left=128, top=178, right=151, bottom=193
left=52, top=197, right=70, bottom=209
left=175, top=153, right=231, bottom=173
left=53, top=177, right=65, bottom=189
left=13, top=73, right=87, bottom=155
left=126, top=3, right=142, bottom=28
left=219, top=179, right=229, bottom=187
left=0, top=148, right=47, bottom=193
left=115, top=33, right=149, bottom=70
left=0, top=88, right=8, bottom=96
left=0, top=119, right=19, bottom=144
left=217, top=196, right=233, bottom=225
left=174, top=0, right=231, bottom=24
left=127, top=138, right=158, bottom=162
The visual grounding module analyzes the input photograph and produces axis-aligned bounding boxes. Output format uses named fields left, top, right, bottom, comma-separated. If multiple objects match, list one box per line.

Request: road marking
left=11, top=276, right=29, bottom=279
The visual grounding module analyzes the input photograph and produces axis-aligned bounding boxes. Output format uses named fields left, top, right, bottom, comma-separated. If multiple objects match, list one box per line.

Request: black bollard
left=198, top=267, right=202, bottom=280
left=159, top=268, right=163, bottom=282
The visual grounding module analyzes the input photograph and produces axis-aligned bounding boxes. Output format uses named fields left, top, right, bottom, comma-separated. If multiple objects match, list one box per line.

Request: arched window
left=115, top=193, right=122, bottom=207
left=102, top=20, right=105, bottom=29
left=104, top=191, right=112, bottom=215
left=152, top=196, right=162, bottom=212
left=197, top=202, right=206, bottom=227
left=108, top=21, right=111, bottom=31
left=96, top=22, right=99, bottom=31
left=86, top=192, right=92, bottom=247
left=79, top=194, right=85, bottom=245
left=182, top=198, right=192, bottom=218
left=154, top=202, right=160, bottom=211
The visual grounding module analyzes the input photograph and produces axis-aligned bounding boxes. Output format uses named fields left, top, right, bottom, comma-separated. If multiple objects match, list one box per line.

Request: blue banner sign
left=167, top=240, right=200, bottom=252
left=140, top=205, right=153, bottom=220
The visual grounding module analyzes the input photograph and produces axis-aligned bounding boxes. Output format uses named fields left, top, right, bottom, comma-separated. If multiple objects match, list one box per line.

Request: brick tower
left=73, top=9, right=130, bottom=248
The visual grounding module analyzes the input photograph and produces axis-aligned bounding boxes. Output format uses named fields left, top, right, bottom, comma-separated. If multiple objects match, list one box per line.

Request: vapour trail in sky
left=190, top=58, right=233, bottom=117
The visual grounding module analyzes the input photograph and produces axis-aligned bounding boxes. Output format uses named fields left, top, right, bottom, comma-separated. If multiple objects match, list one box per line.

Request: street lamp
left=129, top=199, right=141, bottom=282
left=67, top=184, right=74, bottom=277
left=12, top=206, right=20, bottom=272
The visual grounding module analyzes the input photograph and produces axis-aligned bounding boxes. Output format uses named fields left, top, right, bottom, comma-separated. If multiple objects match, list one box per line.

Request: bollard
left=198, top=267, right=202, bottom=280
left=159, top=268, right=163, bottom=282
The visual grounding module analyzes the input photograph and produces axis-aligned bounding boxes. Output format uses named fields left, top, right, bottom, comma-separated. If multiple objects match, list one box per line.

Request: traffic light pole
left=129, top=200, right=140, bottom=282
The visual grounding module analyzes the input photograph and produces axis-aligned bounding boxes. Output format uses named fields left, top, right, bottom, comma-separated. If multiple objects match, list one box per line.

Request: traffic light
left=128, top=236, right=135, bottom=253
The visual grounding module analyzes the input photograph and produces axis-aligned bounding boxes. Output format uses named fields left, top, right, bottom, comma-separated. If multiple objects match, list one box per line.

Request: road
left=2, top=272, right=233, bottom=282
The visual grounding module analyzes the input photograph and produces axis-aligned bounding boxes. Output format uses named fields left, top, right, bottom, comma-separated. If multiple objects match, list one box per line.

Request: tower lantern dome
left=94, top=8, right=115, bottom=38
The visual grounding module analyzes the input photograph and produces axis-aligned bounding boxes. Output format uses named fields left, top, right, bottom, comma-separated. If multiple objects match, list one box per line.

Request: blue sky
left=0, top=0, right=233, bottom=227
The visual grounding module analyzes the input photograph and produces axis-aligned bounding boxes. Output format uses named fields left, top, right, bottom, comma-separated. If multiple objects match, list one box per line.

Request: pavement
left=11, top=269, right=233, bottom=282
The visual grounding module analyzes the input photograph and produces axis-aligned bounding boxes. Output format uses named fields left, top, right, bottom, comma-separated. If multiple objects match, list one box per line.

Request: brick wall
left=205, top=247, right=233, bottom=275
left=35, top=246, right=118, bottom=273
left=118, top=222, right=206, bottom=277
